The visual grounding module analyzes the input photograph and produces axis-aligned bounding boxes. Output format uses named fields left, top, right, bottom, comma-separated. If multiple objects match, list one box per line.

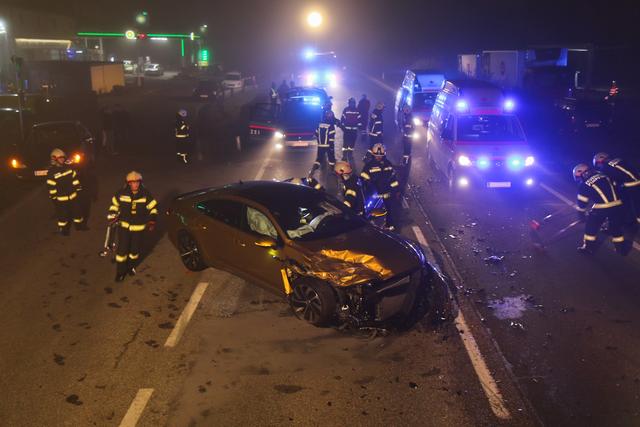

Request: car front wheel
left=289, top=279, right=336, bottom=327
left=177, top=231, right=207, bottom=271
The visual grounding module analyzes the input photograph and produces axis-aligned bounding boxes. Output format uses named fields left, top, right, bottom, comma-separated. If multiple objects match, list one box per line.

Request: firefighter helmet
left=371, top=143, right=386, bottom=157
left=50, top=148, right=66, bottom=159
left=126, top=171, right=143, bottom=183
left=403, top=104, right=411, bottom=114
left=348, top=97, right=356, bottom=108
left=375, top=101, right=384, bottom=110
left=178, top=109, right=188, bottom=118
left=334, top=161, right=352, bottom=175
left=289, top=177, right=304, bottom=185
left=593, top=152, right=610, bottom=168
left=573, top=163, right=590, bottom=183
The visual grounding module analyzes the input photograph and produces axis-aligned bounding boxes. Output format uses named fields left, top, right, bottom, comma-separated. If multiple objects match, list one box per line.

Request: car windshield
left=412, top=92, right=437, bottom=111
left=32, top=124, right=79, bottom=149
left=226, top=74, right=241, bottom=80
left=268, top=191, right=365, bottom=241
left=457, top=115, right=525, bottom=142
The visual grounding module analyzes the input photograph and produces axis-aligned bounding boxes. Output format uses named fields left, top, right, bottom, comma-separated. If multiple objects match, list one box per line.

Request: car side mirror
left=254, top=236, right=277, bottom=248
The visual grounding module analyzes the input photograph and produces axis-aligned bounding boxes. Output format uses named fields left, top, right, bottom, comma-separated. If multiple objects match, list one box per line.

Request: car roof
left=177, top=181, right=316, bottom=205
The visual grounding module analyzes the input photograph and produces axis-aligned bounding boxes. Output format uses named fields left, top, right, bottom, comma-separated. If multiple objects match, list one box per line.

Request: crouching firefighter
left=335, top=161, right=364, bottom=216
left=593, top=152, right=640, bottom=226
left=361, top=143, right=400, bottom=230
left=108, top=171, right=158, bottom=282
left=47, top=148, right=86, bottom=235
left=175, top=109, right=192, bottom=164
left=573, top=163, right=627, bottom=255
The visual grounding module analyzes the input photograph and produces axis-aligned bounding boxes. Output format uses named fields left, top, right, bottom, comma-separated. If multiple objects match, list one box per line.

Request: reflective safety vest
left=316, top=122, right=336, bottom=148
left=340, top=175, right=364, bottom=214
left=361, top=158, right=399, bottom=196
left=602, top=158, right=640, bottom=188
left=341, top=107, right=362, bottom=130
left=175, top=118, right=190, bottom=138
left=369, top=109, right=383, bottom=136
left=46, top=165, right=81, bottom=202
left=577, top=173, right=622, bottom=211
left=108, top=186, right=158, bottom=231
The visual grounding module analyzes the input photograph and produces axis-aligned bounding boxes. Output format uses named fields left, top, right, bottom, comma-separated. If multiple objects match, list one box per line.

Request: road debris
left=484, top=255, right=504, bottom=264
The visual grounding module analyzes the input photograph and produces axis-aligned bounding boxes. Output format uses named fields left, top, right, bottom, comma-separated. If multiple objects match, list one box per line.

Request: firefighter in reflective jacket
left=108, top=171, right=158, bottom=282
left=314, top=109, right=337, bottom=167
left=335, top=161, right=364, bottom=215
left=593, top=152, right=640, bottom=225
left=46, top=148, right=85, bottom=235
left=340, top=97, right=362, bottom=157
left=175, top=109, right=191, bottom=163
left=401, top=104, right=416, bottom=164
left=361, top=144, right=400, bottom=230
left=573, top=163, right=626, bottom=255
left=368, top=102, right=384, bottom=150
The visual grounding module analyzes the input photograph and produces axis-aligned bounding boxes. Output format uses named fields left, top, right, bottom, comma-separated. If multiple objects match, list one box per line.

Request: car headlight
left=412, top=131, right=420, bottom=140
left=525, top=156, right=535, bottom=167
left=274, top=131, right=285, bottom=140
left=72, top=153, right=82, bottom=164
left=458, top=155, right=472, bottom=167
left=412, top=117, right=423, bottom=126
left=476, top=156, right=491, bottom=169
left=10, top=158, right=26, bottom=169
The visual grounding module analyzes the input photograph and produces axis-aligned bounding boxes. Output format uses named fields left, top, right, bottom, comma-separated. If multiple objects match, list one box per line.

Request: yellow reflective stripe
left=57, top=221, right=68, bottom=227
left=54, top=169, right=73, bottom=179
left=591, top=183, right=609, bottom=204
left=577, top=194, right=589, bottom=203
left=360, top=172, right=371, bottom=180
left=115, top=255, right=128, bottom=262
left=612, top=236, right=625, bottom=243
left=614, top=164, right=638, bottom=182
left=129, top=253, right=140, bottom=260
left=129, top=224, right=146, bottom=231
left=369, top=167, right=381, bottom=172
left=175, top=134, right=188, bottom=138
left=72, top=180, right=80, bottom=186
left=344, top=200, right=352, bottom=208
left=107, top=214, right=117, bottom=220
left=592, top=200, right=622, bottom=209
left=149, top=209, right=158, bottom=215
left=146, top=199, right=157, bottom=210
left=584, top=234, right=597, bottom=241
left=112, top=196, right=120, bottom=206
left=73, top=217, right=84, bottom=223
left=109, top=206, right=119, bottom=213
left=49, top=189, right=57, bottom=194
left=345, top=189, right=357, bottom=197
left=55, top=192, right=77, bottom=201
left=390, top=181, right=399, bottom=188
left=280, top=268, right=292, bottom=295
left=384, top=166, right=393, bottom=171
left=314, top=184, right=322, bottom=190
left=623, top=180, right=640, bottom=187
left=120, top=221, right=130, bottom=228
left=46, top=179, right=56, bottom=186
left=119, top=195, right=132, bottom=202
left=72, top=170, right=77, bottom=178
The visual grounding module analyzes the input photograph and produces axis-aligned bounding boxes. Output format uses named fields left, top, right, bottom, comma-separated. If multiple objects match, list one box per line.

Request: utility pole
left=11, top=55, right=24, bottom=142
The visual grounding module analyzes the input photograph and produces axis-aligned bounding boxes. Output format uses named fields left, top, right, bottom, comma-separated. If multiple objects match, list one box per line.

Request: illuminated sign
left=125, top=30, right=136, bottom=40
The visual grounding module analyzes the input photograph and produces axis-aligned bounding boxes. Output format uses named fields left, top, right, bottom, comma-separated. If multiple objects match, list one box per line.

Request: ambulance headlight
left=458, top=155, right=472, bottom=167
left=413, top=117, right=423, bottom=126
left=525, top=156, right=535, bottom=167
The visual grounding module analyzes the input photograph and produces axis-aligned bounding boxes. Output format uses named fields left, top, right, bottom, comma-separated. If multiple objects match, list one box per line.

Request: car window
left=196, top=199, right=243, bottom=228
left=457, top=115, right=525, bottom=142
left=245, top=206, right=278, bottom=239
left=251, top=104, right=276, bottom=122
left=32, top=124, right=79, bottom=149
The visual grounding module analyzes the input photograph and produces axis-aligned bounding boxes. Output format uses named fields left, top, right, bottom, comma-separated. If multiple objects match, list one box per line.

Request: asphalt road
left=1, top=72, right=639, bottom=426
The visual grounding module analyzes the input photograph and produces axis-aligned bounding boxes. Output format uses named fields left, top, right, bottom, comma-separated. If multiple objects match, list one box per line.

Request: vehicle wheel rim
left=291, top=284, right=323, bottom=323
left=178, top=234, right=201, bottom=269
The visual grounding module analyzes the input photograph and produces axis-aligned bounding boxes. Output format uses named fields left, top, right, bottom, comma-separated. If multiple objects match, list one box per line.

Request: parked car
left=8, top=121, right=95, bottom=179
left=144, top=63, right=164, bottom=76
left=222, top=71, right=244, bottom=89
left=167, top=181, right=439, bottom=328
left=123, top=60, right=137, bottom=74
left=193, top=80, right=223, bottom=101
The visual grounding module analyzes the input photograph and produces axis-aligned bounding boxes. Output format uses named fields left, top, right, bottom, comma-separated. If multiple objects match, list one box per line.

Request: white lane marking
left=119, top=388, right=154, bottom=427
left=540, top=182, right=576, bottom=207
left=541, top=181, right=640, bottom=253
left=254, top=152, right=271, bottom=180
left=455, top=311, right=512, bottom=420
left=411, top=224, right=511, bottom=420
left=402, top=197, right=410, bottom=209
left=164, top=282, right=209, bottom=348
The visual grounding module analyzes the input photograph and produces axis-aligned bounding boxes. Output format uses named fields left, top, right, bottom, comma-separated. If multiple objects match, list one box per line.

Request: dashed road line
left=164, top=282, right=209, bottom=348
left=119, top=388, right=154, bottom=427
left=410, top=224, right=511, bottom=420
left=541, top=181, right=640, bottom=252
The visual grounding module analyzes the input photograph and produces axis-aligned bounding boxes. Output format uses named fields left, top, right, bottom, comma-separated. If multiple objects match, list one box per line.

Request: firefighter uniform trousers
left=47, top=167, right=83, bottom=231
left=361, top=159, right=400, bottom=227
left=315, top=122, right=336, bottom=166
left=109, top=188, right=158, bottom=275
left=175, top=119, right=191, bottom=163
left=402, top=114, right=415, bottom=163
left=341, top=108, right=362, bottom=154
left=577, top=173, right=625, bottom=253
left=341, top=175, right=364, bottom=216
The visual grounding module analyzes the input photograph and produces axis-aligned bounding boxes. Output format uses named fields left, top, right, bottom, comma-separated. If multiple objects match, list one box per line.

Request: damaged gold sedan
left=167, top=181, right=443, bottom=328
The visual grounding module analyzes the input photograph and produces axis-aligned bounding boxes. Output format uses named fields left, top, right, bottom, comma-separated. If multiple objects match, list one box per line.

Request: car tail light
left=71, top=153, right=82, bottom=164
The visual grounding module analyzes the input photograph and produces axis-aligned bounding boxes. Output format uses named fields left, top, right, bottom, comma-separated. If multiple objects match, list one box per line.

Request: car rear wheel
left=447, top=165, right=457, bottom=193
left=177, top=231, right=207, bottom=271
left=290, top=280, right=336, bottom=327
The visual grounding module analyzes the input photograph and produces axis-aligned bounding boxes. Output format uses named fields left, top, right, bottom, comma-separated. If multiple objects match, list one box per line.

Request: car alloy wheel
left=289, top=280, right=336, bottom=326
left=177, top=231, right=207, bottom=271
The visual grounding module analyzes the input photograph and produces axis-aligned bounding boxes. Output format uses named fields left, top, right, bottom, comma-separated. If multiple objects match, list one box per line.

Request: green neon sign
left=199, top=49, right=209, bottom=62
left=77, top=32, right=199, bottom=39
left=77, top=32, right=126, bottom=37
left=147, top=33, right=200, bottom=39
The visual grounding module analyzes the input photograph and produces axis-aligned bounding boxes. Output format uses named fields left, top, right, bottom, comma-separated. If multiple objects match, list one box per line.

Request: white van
left=395, top=70, right=445, bottom=128
left=426, top=80, right=536, bottom=191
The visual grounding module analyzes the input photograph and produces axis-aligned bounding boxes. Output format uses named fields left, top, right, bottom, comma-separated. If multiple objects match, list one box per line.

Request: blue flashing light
left=477, top=156, right=491, bottom=170
left=504, top=98, right=516, bottom=112
left=303, top=48, right=315, bottom=61
left=456, top=100, right=469, bottom=113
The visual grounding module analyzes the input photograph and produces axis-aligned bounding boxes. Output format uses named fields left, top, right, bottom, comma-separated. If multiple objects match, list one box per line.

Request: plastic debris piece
left=509, top=271, right=517, bottom=278
left=484, top=255, right=504, bottom=264
left=448, top=234, right=457, bottom=239
left=510, top=321, right=526, bottom=331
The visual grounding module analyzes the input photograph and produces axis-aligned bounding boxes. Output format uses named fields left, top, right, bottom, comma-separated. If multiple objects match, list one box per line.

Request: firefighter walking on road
left=361, top=144, right=400, bottom=230
left=573, top=163, right=627, bottom=255
left=335, top=161, right=364, bottom=216
left=175, top=109, right=192, bottom=164
left=314, top=109, right=337, bottom=167
left=47, top=148, right=85, bottom=235
left=593, top=152, right=640, bottom=225
left=401, top=104, right=415, bottom=164
left=366, top=102, right=385, bottom=160
left=108, top=171, right=158, bottom=282
left=340, top=97, right=362, bottom=159
left=357, top=94, right=371, bottom=133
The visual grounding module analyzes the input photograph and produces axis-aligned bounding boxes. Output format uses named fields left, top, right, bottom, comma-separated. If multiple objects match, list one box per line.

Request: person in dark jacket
left=361, top=143, right=400, bottom=230
left=314, top=109, right=338, bottom=167
left=593, top=152, right=640, bottom=226
left=357, top=94, right=371, bottom=133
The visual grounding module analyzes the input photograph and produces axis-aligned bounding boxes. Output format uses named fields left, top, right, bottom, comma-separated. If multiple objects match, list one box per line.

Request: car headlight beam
left=458, top=155, right=472, bottom=167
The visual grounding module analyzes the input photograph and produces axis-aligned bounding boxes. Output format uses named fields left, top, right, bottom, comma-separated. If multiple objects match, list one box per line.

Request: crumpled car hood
left=291, top=226, right=420, bottom=287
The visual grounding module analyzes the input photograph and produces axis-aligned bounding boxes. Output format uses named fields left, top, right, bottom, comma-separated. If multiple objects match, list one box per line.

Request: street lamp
left=307, top=11, right=323, bottom=28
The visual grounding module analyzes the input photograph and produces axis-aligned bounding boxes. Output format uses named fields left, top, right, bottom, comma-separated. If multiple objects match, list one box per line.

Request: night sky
left=6, top=0, right=639, bottom=71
